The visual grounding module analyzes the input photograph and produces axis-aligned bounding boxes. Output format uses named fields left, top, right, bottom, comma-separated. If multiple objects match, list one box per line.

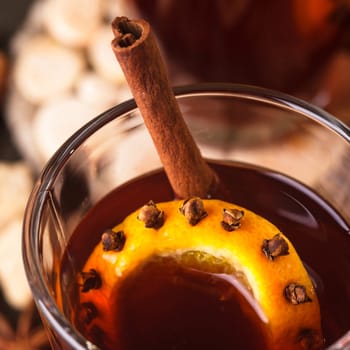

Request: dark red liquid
left=61, top=162, right=350, bottom=349
left=113, top=255, right=269, bottom=350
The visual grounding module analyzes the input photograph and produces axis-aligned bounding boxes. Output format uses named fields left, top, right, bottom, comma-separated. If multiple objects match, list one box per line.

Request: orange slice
left=77, top=198, right=324, bottom=349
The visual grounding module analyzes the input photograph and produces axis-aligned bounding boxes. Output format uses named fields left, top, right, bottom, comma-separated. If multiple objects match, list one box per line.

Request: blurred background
left=0, top=0, right=31, bottom=161
left=0, top=0, right=349, bottom=347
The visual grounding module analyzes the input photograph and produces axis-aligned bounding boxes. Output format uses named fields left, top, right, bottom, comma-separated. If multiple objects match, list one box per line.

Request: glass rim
left=22, top=82, right=350, bottom=349
left=32, top=83, right=350, bottom=189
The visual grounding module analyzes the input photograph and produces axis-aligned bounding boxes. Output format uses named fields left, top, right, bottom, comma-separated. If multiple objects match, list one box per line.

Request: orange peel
left=78, top=198, right=324, bottom=349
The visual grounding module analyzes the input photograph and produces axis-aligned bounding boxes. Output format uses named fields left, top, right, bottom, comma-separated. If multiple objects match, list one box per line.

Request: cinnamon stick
left=111, top=16, right=217, bottom=199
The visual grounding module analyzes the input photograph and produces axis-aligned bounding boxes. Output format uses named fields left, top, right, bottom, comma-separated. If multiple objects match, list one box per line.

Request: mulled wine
left=60, top=161, right=350, bottom=350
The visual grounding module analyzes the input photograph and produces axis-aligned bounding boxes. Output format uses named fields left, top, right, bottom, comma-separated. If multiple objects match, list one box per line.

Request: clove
left=137, top=200, right=164, bottom=229
left=221, top=208, right=244, bottom=231
left=262, top=233, right=289, bottom=260
left=179, top=197, right=207, bottom=225
left=285, top=283, right=312, bottom=305
left=80, top=269, right=102, bottom=293
left=101, top=229, right=126, bottom=251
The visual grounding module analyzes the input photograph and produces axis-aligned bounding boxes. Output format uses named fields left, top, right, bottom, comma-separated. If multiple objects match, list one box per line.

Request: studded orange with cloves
left=77, top=198, right=324, bottom=350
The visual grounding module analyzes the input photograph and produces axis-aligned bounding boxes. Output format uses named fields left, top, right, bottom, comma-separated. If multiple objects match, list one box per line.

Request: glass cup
left=23, top=83, right=350, bottom=349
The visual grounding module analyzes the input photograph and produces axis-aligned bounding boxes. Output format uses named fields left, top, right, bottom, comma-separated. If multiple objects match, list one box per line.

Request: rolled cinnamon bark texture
left=111, top=16, right=219, bottom=199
